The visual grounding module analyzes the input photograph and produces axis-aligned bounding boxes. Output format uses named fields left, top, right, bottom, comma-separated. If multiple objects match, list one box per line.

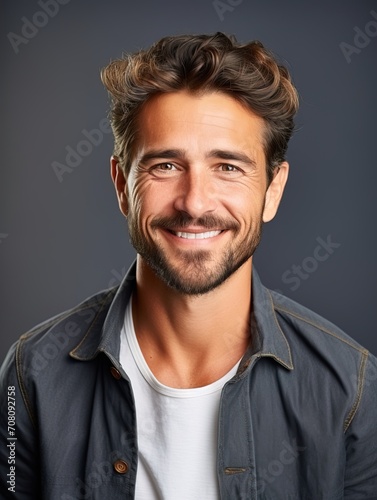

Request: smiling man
left=1, top=33, right=377, bottom=499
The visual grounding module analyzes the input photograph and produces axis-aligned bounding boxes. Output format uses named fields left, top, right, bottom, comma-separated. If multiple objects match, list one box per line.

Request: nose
left=173, top=168, right=217, bottom=218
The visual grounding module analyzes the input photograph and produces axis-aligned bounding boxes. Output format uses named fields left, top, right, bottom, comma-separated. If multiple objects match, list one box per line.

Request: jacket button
left=113, top=459, right=128, bottom=474
left=110, top=366, right=122, bottom=380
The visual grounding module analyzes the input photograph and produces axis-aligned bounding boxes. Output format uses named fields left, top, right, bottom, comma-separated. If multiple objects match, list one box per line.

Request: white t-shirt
left=119, top=297, right=240, bottom=500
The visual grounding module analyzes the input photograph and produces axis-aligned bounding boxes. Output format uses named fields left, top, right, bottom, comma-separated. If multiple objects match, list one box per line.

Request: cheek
left=223, top=186, right=266, bottom=225
left=129, top=178, right=174, bottom=225
left=128, top=178, right=147, bottom=225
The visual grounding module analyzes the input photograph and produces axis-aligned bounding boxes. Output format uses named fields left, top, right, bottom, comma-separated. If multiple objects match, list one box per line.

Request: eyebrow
left=138, top=148, right=257, bottom=168
left=206, top=149, right=257, bottom=168
left=138, top=149, right=186, bottom=164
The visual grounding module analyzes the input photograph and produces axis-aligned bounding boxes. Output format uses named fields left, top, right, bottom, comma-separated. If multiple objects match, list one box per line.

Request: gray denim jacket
left=1, top=262, right=376, bottom=499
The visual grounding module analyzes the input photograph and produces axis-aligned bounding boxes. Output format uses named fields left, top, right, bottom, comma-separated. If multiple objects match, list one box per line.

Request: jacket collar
left=70, top=262, right=137, bottom=362
left=250, top=269, right=293, bottom=370
left=71, top=261, right=293, bottom=370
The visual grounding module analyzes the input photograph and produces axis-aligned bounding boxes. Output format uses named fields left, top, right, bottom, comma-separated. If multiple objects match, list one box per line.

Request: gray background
left=1, top=0, right=376, bottom=364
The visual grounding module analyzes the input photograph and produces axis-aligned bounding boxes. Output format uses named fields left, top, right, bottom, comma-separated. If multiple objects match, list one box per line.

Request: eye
left=219, top=164, right=242, bottom=173
left=152, top=162, right=177, bottom=172
left=146, top=162, right=180, bottom=177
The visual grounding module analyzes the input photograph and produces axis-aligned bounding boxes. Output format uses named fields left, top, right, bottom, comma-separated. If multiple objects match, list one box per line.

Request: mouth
left=171, top=230, right=223, bottom=240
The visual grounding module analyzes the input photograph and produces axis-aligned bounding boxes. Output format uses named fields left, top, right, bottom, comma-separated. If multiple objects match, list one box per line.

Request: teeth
left=175, top=230, right=221, bottom=239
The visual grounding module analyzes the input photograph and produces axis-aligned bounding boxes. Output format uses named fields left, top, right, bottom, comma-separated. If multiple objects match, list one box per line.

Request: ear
left=110, top=156, right=128, bottom=217
left=262, top=161, right=289, bottom=223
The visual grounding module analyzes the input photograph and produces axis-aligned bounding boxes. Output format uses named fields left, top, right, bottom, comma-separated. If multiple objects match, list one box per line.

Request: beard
left=127, top=211, right=263, bottom=296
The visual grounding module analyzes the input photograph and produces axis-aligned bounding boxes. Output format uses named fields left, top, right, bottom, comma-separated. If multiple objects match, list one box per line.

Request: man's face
left=113, top=91, right=287, bottom=295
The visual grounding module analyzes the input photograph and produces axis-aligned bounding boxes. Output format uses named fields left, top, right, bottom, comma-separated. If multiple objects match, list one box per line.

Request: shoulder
left=3, top=286, right=117, bottom=379
left=267, top=289, right=376, bottom=405
left=267, top=289, right=377, bottom=432
left=0, top=286, right=119, bottom=427
left=269, top=288, right=369, bottom=356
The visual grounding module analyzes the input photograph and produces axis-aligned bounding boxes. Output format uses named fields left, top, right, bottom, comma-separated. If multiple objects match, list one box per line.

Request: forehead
left=135, top=91, right=266, bottom=158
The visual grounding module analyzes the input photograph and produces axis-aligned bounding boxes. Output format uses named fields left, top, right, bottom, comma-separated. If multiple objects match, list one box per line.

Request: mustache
left=150, top=214, right=240, bottom=231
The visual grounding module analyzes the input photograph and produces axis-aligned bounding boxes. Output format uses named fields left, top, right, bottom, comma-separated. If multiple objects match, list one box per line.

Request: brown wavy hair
left=101, top=33, right=299, bottom=183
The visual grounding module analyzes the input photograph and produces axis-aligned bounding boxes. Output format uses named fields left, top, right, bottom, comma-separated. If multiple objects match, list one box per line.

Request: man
left=0, top=33, right=376, bottom=499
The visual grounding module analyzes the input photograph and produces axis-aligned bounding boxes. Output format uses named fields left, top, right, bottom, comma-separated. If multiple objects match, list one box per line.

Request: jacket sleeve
left=0, top=342, right=42, bottom=499
left=344, top=352, right=377, bottom=498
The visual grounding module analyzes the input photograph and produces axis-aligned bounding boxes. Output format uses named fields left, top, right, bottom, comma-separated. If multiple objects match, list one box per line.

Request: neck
left=131, top=256, right=253, bottom=388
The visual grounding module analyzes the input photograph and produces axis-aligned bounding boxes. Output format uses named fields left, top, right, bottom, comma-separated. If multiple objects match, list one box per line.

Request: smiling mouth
left=170, top=230, right=223, bottom=239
